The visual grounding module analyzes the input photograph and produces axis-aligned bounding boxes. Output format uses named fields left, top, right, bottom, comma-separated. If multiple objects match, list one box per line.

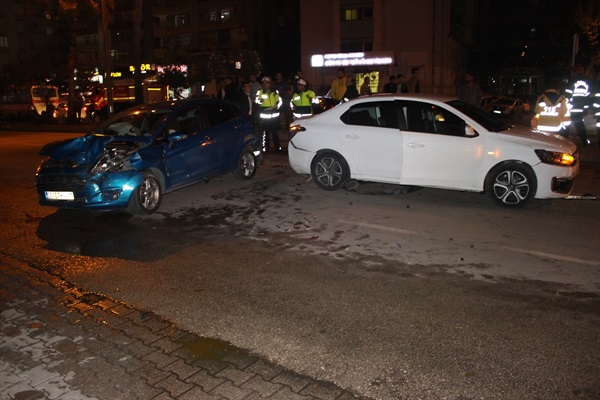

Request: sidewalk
left=0, top=256, right=368, bottom=400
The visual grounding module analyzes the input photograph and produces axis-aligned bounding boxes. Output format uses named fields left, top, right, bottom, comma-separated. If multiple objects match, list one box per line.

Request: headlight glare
left=535, top=149, right=576, bottom=166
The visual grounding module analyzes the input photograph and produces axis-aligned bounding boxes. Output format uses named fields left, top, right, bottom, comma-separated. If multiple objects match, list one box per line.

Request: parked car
left=287, top=94, right=579, bottom=208
left=36, top=98, right=262, bottom=215
left=55, top=101, right=91, bottom=121
left=491, top=97, right=530, bottom=117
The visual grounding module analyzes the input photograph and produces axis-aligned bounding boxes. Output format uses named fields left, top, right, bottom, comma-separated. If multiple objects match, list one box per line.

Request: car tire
left=129, top=172, right=162, bottom=215
left=310, top=151, right=350, bottom=191
left=232, top=148, right=257, bottom=180
left=486, top=162, right=536, bottom=208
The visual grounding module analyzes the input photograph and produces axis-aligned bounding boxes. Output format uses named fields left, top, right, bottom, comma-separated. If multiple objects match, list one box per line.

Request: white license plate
left=45, top=191, right=75, bottom=201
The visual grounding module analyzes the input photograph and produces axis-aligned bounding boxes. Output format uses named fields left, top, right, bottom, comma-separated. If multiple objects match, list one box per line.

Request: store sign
left=311, top=52, right=394, bottom=68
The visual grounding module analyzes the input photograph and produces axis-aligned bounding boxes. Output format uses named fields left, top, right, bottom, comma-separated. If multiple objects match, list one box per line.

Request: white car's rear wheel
left=310, top=152, right=349, bottom=191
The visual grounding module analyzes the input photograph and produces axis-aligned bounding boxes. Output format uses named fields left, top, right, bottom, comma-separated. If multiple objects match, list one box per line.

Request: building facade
left=300, top=0, right=478, bottom=95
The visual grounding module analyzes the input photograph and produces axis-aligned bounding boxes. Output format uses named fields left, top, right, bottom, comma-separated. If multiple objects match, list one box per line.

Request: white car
left=288, top=94, right=579, bottom=207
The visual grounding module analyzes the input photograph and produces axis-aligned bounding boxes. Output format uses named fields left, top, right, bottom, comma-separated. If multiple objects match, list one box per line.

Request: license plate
left=45, top=191, right=75, bottom=201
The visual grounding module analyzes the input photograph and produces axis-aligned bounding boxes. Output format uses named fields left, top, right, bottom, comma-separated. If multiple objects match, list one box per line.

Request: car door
left=199, top=102, right=244, bottom=175
left=162, top=105, right=213, bottom=188
left=338, top=101, right=403, bottom=182
left=398, top=100, right=485, bottom=190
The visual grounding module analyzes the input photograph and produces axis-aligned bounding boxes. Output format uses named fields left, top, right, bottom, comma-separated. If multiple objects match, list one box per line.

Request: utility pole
left=101, top=0, right=114, bottom=115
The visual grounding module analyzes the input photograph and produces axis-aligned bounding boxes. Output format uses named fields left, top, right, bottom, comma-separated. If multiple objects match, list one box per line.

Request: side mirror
left=465, top=125, right=478, bottom=137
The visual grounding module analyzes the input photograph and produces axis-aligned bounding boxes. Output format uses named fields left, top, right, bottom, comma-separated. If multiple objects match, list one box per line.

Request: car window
left=204, top=103, right=238, bottom=127
left=103, top=111, right=167, bottom=137
left=166, top=107, right=202, bottom=136
left=397, top=101, right=466, bottom=137
left=340, top=101, right=399, bottom=129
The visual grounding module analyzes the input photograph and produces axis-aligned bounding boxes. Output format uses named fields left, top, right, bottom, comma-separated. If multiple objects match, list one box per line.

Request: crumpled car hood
left=39, top=134, right=150, bottom=164
left=496, top=125, right=577, bottom=153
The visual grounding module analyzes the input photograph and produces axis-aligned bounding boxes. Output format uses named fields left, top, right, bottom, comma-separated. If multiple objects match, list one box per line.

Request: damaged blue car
left=35, top=98, right=262, bottom=215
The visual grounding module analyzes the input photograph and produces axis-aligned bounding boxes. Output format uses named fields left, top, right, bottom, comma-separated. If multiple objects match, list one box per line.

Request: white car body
left=288, top=94, right=579, bottom=207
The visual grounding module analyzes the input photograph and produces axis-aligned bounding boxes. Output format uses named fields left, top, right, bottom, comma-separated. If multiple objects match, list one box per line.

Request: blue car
left=35, top=98, right=262, bottom=215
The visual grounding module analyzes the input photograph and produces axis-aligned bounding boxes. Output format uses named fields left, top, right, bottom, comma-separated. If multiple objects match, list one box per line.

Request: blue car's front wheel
left=129, top=172, right=162, bottom=215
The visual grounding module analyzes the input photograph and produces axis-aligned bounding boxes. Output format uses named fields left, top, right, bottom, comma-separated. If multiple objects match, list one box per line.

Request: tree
left=574, top=0, right=600, bottom=74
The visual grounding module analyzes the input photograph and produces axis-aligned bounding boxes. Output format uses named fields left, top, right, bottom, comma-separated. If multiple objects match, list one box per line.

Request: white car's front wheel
left=486, top=162, right=536, bottom=208
left=310, top=152, right=349, bottom=191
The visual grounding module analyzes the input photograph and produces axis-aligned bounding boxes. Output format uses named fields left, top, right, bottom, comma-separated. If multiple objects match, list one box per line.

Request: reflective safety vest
left=593, top=92, right=600, bottom=127
left=532, top=90, right=570, bottom=132
left=290, top=89, right=317, bottom=118
left=565, top=80, right=590, bottom=114
left=255, top=89, right=282, bottom=119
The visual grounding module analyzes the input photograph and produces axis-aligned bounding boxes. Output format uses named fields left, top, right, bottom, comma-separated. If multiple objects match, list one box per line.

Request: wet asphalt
left=1, top=118, right=599, bottom=400
left=1, top=255, right=368, bottom=400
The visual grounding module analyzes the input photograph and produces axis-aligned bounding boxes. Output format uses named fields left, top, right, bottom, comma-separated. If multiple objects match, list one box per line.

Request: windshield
left=447, top=100, right=512, bottom=132
left=95, top=109, right=171, bottom=137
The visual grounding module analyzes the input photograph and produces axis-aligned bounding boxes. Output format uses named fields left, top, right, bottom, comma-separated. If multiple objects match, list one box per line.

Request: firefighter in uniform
left=565, top=78, right=591, bottom=146
left=290, top=79, right=317, bottom=119
left=255, top=76, right=283, bottom=152
left=592, top=80, right=600, bottom=147
left=531, top=81, right=570, bottom=135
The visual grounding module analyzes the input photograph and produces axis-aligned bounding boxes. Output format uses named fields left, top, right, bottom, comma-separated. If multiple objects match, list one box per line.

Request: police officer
left=290, top=79, right=317, bottom=119
left=565, top=78, right=591, bottom=146
left=255, top=76, right=283, bottom=152
left=531, top=81, right=570, bottom=135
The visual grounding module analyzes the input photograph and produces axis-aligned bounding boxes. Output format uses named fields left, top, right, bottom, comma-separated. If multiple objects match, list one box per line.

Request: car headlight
left=91, top=146, right=137, bottom=174
left=535, top=149, right=577, bottom=166
left=289, top=124, right=306, bottom=139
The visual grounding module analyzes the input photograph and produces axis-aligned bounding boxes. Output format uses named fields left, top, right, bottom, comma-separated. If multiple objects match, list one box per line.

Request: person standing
left=531, top=81, right=570, bottom=135
left=274, top=72, right=292, bottom=130
left=344, top=77, right=359, bottom=100
left=331, top=68, right=348, bottom=102
left=255, top=76, right=283, bottom=152
left=592, top=87, right=600, bottom=147
left=236, top=81, right=254, bottom=120
left=457, top=72, right=483, bottom=107
left=360, top=76, right=372, bottom=96
left=396, top=74, right=409, bottom=93
left=249, top=73, right=262, bottom=100
left=565, top=77, right=591, bottom=146
left=383, top=75, right=397, bottom=93
left=290, top=78, right=316, bottom=119
left=406, top=67, right=421, bottom=93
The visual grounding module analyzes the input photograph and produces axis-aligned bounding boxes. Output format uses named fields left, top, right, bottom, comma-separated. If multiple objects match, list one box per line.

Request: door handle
left=345, top=134, right=359, bottom=140
left=407, top=142, right=425, bottom=148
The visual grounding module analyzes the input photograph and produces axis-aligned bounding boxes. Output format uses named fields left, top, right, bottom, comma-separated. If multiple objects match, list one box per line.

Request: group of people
left=330, top=67, right=423, bottom=103
left=227, top=71, right=316, bottom=152
left=531, top=76, right=600, bottom=147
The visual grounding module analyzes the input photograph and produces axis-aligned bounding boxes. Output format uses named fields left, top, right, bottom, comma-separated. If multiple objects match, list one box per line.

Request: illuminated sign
left=111, top=71, right=123, bottom=78
left=130, top=63, right=154, bottom=73
left=311, top=52, right=394, bottom=68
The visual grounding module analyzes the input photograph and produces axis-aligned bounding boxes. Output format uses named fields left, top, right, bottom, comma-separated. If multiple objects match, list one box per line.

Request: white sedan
left=287, top=94, right=579, bottom=207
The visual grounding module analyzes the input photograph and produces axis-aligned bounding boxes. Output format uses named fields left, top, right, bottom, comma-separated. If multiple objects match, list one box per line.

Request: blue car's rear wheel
left=232, top=148, right=257, bottom=180
left=129, top=172, right=162, bottom=215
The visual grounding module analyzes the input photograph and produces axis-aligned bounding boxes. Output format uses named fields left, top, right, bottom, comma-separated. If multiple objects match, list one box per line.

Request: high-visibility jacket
left=565, top=80, right=590, bottom=115
left=532, top=89, right=570, bottom=132
left=290, top=89, right=317, bottom=118
left=255, top=89, right=282, bottom=119
left=593, top=92, right=600, bottom=128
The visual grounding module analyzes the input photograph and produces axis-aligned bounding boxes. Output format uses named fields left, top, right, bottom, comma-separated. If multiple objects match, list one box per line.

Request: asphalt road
left=1, top=127, right=599, bottom=399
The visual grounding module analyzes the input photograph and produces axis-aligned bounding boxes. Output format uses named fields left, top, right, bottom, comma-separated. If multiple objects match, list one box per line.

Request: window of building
left=217, top=29, right=230, bottom=45
left=343, top=9, right=359, bottom=20
left=221, top=9, right=231, bottom=22
left=0, top=36, right=8, bottom=48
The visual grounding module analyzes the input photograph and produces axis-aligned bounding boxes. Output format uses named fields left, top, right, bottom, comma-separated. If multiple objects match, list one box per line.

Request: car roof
left=131, top=97, right=231, bottom=111
left=344, top=93, right=458, bottom=104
